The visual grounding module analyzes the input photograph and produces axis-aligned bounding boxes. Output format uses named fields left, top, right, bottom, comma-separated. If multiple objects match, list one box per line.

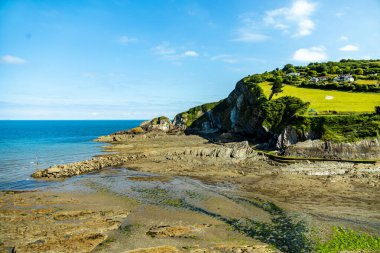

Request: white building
left=333, top=74, right=354, bottom=82
left=309, top=77, right=319, bottom=82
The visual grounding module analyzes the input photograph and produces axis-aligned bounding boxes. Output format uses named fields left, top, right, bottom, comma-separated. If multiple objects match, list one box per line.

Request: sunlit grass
left=316, top=226, right=380, bottom=253
left=258, top=82, right=380, bottom=113
left=356, top=79, right=378, bottom=85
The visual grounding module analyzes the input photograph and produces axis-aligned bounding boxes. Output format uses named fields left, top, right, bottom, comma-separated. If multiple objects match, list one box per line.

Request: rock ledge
left=32, top=154, right=145, bottom=179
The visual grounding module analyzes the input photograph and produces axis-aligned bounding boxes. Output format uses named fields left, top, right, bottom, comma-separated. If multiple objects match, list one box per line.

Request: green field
left=258, top=82, right=380, bottom=113
left=356, top=79, right=378, bottom=85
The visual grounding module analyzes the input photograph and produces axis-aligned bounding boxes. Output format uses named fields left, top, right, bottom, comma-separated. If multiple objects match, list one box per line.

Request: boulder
left=141, top=116, right=173, bottom=132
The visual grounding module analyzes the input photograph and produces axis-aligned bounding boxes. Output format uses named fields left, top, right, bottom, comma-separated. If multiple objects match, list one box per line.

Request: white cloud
left=363, top=56, right=371, bottom=60
left=292, top=46, right=327, bottom=62
left=210, top=54, right=238, bottom=64
left=1, top=55, right=27, bottom=64
left=153, top=43, right=199, bottom=60
left=153, top=43, right=176, bottom=57
left=264, top=0, right=317, bottom=37
left=118, top=35, right=139, bottom=44
left=339, top=44, right=359, bottom=52
left=233, top=30, right=268, bottom=42
left=338, top=36, right=348, bottom=41
left=183, top=50, right=199, bottom=57
left=232, top=13, right=268, bottom=43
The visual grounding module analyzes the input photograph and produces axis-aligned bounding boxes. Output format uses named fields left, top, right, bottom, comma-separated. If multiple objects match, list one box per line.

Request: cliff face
left=281, top=138, right=380, bottom=160
left=172, top=80, right=380, bottom=160
left=173, top=80, right=309, bottom=142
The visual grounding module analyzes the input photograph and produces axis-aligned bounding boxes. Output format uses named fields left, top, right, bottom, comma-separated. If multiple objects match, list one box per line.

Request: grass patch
left=356, top=79, right=379, bottom=85
left=316, top=226, right=380, bottom=253
left=258, top=82, right=380, bottom=114
left=291, top=114, right=380, bottom=142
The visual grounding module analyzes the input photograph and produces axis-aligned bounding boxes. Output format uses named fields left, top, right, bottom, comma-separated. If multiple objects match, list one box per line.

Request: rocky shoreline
left=31, top=154, right=146, bottom=179
left=3, top=119, right=380, bottom=253
left=32, top=117, right=380, bottom=186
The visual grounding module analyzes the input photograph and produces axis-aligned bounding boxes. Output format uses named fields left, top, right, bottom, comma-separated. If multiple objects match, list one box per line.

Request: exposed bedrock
left=282, top=138, right=380, bottom=160
left=31, top=154, right=146, bottom=179
left=167, top=141, right=257, bottom=159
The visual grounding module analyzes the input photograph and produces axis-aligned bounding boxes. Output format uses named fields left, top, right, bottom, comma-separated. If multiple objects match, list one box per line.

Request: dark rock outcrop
left=32, top=155, right=146, bottom=179
left=173, top=80, right=309, bottom=142
left=141, top=116, right=173, bottom=132
left=167, top=141, right=257, bottom=159
left=170, top=80, right=380, bottom=160
left=275, top=124, right=320, bottom=149
left=282, top=138, right=380, bottom=160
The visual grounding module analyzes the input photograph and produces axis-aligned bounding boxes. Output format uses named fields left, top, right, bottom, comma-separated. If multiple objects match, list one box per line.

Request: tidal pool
left=51, top=168, right=313, bottom=252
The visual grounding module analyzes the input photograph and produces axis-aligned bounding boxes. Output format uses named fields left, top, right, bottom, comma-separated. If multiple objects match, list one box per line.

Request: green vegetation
left=258, top=81, right=379, bottom=114
left=356, top=79, right=378, bottom=85
left=244, top=59, right=380, bottom=93
left=181, top=194, right=313, bottom=253
left=253, top=78, right=379, bottom=142
left=178, top=59, right=379, bottom=143
left=260, top=96, right=309, bottom=131
left=228, top=197, right=313, bottom=253
left=269, top=76, right=284, bottom=100
left=316, top=226, right=380, bottom=253
left=150, top=116, right=170, bottom=124
left=163, top=198, right=186, bottom=207
left=176, top=101, right=220, bottom=126
left=292, top=114, right=380, bottom=142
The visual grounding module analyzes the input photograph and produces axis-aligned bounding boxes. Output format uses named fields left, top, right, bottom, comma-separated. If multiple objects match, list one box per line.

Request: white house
left=333, top=74, right=354, bottom=82
left=309, top=77, right=319, bottom=82
left=287, top=72, right=300, bottom=76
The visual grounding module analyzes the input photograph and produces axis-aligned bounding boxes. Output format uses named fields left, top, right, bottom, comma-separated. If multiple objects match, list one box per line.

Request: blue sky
left=1, top=0, right=379, bottom=119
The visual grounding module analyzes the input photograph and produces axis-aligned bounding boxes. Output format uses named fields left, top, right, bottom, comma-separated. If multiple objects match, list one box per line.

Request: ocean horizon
left=0, top=120, right=143, bottom=190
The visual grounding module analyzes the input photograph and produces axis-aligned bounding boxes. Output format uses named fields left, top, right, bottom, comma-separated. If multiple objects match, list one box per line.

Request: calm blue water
left=0, top=120, right=143, bottom=190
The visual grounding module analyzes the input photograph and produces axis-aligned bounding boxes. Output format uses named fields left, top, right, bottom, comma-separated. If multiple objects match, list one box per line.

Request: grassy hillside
left=179, top=59, right=379, bottom=143
left=258, top=82, right=379, bottom=114
left=244, top=59, right=380, bottom=93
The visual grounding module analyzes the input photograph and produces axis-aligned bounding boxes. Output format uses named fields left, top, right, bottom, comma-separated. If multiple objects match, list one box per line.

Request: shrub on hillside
left=375, top=106, right=380, bottom=115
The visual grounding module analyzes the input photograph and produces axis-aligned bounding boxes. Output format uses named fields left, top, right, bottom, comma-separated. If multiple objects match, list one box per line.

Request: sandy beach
left=1, top=131, right=379, bottom=252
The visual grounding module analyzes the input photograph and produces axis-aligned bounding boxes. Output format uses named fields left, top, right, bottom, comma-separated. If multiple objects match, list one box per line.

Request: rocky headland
left=32, top=78, right=379, bottom=181
left=21, top=124, right=380, bottom=252
left=2, top=78, right=380, bottom=252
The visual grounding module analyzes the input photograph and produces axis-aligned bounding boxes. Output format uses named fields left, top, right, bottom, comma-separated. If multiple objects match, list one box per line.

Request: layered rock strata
left=32, top=154, right=145, bottom=179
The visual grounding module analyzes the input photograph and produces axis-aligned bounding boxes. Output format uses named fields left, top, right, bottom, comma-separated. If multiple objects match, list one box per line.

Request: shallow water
left=56, top=168, right=314, bottom=252
left=0, top=120, right=143, bottom=190
left=56, top=168, right=238, bottom=209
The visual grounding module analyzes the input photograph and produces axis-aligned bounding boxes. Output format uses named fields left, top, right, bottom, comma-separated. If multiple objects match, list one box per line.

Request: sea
left=0, top=120, right=143, bottom=190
